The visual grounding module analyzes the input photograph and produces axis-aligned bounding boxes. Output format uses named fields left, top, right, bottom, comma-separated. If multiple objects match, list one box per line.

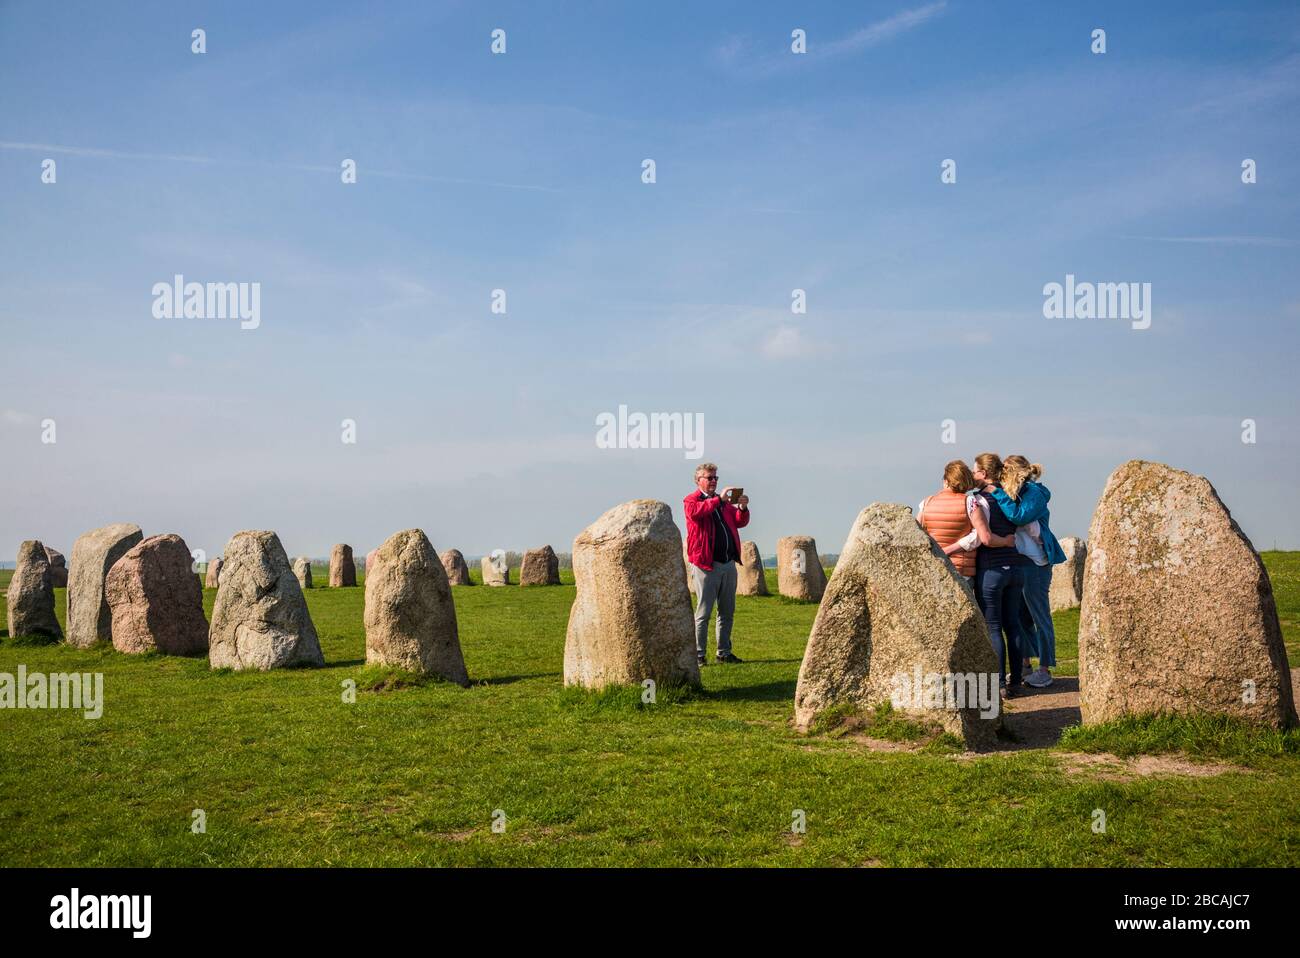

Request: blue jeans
left=1018, top=600, right=1038, bottom=662
left=976, top=565, right=1025, bottom=687
left=1021, top=562, right=1056, bottom=668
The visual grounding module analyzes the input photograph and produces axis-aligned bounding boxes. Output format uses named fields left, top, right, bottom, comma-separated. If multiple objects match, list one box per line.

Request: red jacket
left=683, top=491, right=750, bottom=570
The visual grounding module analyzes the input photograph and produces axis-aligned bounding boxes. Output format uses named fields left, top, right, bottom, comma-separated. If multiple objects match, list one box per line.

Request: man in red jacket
left=683, top=462, right=751, bottom=666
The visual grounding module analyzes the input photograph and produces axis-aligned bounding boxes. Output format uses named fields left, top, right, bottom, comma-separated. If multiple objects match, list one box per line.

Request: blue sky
left=3, top=0, right=1298, bottom=563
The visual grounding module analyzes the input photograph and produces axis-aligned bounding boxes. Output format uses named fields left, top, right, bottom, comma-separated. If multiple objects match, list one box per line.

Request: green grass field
left=2, top=555, right=1298, bottom=866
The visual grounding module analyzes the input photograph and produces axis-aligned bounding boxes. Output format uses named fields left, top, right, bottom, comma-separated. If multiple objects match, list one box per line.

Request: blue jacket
left=988, top=481, right=1067, bottom=565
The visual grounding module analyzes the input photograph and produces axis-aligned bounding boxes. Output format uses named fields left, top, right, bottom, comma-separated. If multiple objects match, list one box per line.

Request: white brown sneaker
left=1026, top=668, right=1053, bottom=688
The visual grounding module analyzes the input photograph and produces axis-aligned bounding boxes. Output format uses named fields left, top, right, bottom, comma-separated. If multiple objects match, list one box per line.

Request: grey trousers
left=691, top=560, right=737, bottom=656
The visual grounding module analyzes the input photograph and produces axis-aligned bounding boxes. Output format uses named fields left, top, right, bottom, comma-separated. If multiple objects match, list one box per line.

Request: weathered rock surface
left=329, top=543, right=356, bottom=587
left=564, top=500, right=700, bottom=689
left=292, top=556, right=313, bottom=590
left=6, top=539, right=62, bottom=640
left=67, top=523, right=143, bottom=648
left=106, top=534, right=209, bottom=656
left=440, top=549, right=473, bottom=586
left=45, top=546, right=68, bottom=588
left=1079, top=460, right=1295, bottom=727
left=778, top=535, right=827, bottom=601
left=1049, top=537, right=1086, bottom=611
left=793, top=504, right=1000, bottom=748
left=208, top=530, right=324, bottom=671
left=365, top=548, right=379, bottom=578
left=481, top=553, right=510, bottom=587
left=737, top=541, right=770, bottom=596
left=519, top=545, right=561, bottom=586
left=204, top=557, right=224, bottom=589
left=364, top=529, right=469, bottom=685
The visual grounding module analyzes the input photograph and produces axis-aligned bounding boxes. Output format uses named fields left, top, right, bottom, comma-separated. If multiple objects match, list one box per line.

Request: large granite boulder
left=364, top=529, right=469, bottom=685
left=204, top=557, right=223, bottom=589
left=519, top=545, right=561, bottom=586
left=1049, top=537, right=1086, bottom=611
left=67, top=523, right=144, bottom=648
left=106, top=534, right=209, bottom=656
left=1079, top=460, right=1295, bottom=727
left=440, top=549, right=473, bottom=586
left=737, top=541, right=770, bottom=596
left=778, top=535, right=826, bottom=601
left=564, top=500, right=700, bottom=689
left=292, top=556, right=313, bottom=590
left=329, top=543, right=356, bottom=587
left=45, top=546, right=68, bottom=588
left=481, top=553, right=510, bottom=587
left=208, top=531, right=324, bottom=671
left=793, top=504, right=1000, bottom=748
left=6, top=539, right=62, bottom=640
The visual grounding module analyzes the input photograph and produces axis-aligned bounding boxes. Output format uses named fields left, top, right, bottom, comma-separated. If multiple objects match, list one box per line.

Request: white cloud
left=715, top=3, right=948, bottom=76
left=816, top=2, right=949, bottom=60
left=1122, top=235, right=1300, bottom=248
left=761, top=325, right=817, bottom=359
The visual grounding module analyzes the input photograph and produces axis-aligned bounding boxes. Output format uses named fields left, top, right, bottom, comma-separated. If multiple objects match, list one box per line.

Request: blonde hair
left=943, top=460, right=976, bottom=493
left=974, top=452, right=1003, bottom=484
left=694, top=462, right=719, bottom=480
left=1002, top=455, right=1043, bottom=500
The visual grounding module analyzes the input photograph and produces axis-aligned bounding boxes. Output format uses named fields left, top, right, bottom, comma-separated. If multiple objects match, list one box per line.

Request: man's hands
left=721, top=487, right=750, bottom=509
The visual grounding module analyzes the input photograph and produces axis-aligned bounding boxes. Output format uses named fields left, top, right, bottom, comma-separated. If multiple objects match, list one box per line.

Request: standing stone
left=208, top=530, right=324, bottom=671
left=204, top=557, right=224, bottom=589
left=365, top=548, right=379, bottom=579
left=481, top=554, right=510, bottom=587
left=292, top=556, right=313, bottom=590
left=778, top=535, right=827, bottom=601
left=1049, top=537, right=1086, bottom=612
left=1079, top=460, right=1295, bottom=727
left=564, top=500, right=700, bottom=689
left=67, top=523, right=143, bottom=648
left=106, top=534, right=208, bottom=656
left=6, top=540, right=62, bottom=640
left=364, top=529, right=469, bottom=686
left=45, top=546, right=69, bottom=588
left=440, top=549, right=473, bottom=586
left=329, top=543, right=356, bottom=587
left=519, top=545, right=561, bottom=586
left=793, top=504, right=1000, bottom=748
left=737, top=541, right=770, bottom=596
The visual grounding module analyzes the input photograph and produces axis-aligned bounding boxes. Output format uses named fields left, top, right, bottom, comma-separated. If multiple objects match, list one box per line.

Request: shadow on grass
left=6, top=633, right=62, bottom=647
left=471, top=673, right=557, bottom=687
left=709, top=678, right=798, bottom=703
left=558, top=682, right=708, bottom=712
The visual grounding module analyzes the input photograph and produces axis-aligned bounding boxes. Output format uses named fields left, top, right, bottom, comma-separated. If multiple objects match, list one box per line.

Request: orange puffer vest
left=920, top=489, right=976, bottom=577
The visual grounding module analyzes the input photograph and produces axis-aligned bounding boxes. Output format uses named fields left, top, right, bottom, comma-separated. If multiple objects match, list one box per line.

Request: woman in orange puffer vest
left=917, top=460, right=980, bottom=578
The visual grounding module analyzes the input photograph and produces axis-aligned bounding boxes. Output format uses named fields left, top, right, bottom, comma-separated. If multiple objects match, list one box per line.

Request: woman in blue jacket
left=988, top=456, right=1066, bottom=688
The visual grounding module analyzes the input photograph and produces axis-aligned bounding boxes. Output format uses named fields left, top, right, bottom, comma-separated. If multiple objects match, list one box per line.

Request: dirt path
left=997, top=675, right=1082, bottom=750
